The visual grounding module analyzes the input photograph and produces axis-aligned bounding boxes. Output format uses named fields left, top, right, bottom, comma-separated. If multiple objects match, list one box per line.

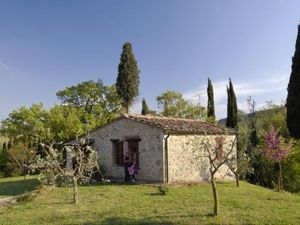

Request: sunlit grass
left=0, top=180, right=300, bottom=225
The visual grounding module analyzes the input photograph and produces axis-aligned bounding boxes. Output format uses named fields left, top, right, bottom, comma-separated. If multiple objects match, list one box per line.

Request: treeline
left=0, top=42, right=215, bottom=177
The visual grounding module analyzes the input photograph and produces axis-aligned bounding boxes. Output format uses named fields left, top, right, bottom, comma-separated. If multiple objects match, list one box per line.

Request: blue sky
left=0, top=1, right=300, bottom=120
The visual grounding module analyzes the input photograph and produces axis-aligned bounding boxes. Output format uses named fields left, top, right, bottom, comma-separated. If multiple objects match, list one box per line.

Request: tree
left=30, top=140, right=100, bottom=204
left=207, top=78, right=215, bottom=123
left=0, top=146, right=9, bottom=176
left=190, top=135, right=237, bottom=216
left=56, top=80, right=122, bottom=125
left=8, top=143, right=36, bottom=179
left=226, top=79, right=238, bottom=129
left=156, top=90, right=206, bottom=119
left=260, top=127, right=292, bottom=191
left=1, top=103, right=48, bottom=145
left=116, top=42, right=140, bottom=112
left=287, top=24, right=300, bottom=139
left=46, top=105, right=86, bottom=142
left=141, top=98, right=150, bottom=115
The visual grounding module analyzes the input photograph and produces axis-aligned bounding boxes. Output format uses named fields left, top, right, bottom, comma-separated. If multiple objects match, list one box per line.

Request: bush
left=282, top=147, right=300, bottom=193
left=55, top=175, right=72, bottom=187
left=157, top=185, right=168, bottom=195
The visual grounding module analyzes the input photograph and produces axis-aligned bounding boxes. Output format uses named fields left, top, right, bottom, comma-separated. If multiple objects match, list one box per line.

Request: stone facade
left=167, top=134, right=236, bottom=183
left=80, top=116, right=236, bottom=183
left=88, top=118, right=165, bottom=182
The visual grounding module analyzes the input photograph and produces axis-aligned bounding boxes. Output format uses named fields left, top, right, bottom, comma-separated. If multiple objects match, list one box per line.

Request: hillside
left=0, top=178, right=299, bottom=225
left=218, top=106, right=286, bottom=126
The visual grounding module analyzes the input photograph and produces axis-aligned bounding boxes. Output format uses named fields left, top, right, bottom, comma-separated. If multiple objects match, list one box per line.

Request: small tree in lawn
left=30, top=139, right=100, bottom=204
left=260, top=127, right=292, bottom=191
left=191, top=134, right=237, bottom=216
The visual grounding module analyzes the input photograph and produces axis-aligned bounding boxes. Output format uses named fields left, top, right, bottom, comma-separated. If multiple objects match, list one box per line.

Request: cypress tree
left=116, top=42, right=140, bottom=113
left=226, top=78, right=238, bottom=129
left=287, top=24, right=300, bottom=139
left=141, top=98, right=150, bottom=115
left=207, top=78, right=215, bottom=122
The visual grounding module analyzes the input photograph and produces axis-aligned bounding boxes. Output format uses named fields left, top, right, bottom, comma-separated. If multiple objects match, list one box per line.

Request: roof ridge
left=124, top=113, right=207, bottom=122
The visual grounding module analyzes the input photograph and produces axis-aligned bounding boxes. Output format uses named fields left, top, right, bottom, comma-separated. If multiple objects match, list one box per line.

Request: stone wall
left=88, top=118, right=165, bottom=182
left=167, top=134, right=236, bottom=183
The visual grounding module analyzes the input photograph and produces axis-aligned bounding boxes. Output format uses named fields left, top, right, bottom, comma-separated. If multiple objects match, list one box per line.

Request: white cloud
left=183, top=74, right=289, bottom=119
left=0, top=60, right=20, bottom=76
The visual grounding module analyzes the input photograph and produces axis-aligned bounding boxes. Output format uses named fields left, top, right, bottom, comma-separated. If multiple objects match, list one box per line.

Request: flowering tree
left=260, top=127, right=292, bottom=191
left=30, top=139, right=100, bottom=204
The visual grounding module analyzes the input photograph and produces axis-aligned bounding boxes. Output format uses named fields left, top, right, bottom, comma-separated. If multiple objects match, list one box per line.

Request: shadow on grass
left=82, top=217, right=175, bottom=225
left=0, top=178, right=38, bottom=197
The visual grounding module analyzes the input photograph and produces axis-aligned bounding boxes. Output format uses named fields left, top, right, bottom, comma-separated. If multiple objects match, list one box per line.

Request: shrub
left=157, top=185, right=168, bottom=195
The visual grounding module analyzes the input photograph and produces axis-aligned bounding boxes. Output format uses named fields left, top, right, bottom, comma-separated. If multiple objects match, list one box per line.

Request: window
left=215, top=137, right=224, bottom=160
left=112, top=140, right=123, bottom=166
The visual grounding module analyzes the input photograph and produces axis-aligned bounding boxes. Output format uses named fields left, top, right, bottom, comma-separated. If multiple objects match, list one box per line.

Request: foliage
left=156, top=90, right=206, bottom=119
left=46, top=105, right=86, bottom=142
left=260, top=127, right=292, bottom=162
left=8, top=143, right=36, bottom=178
left=56, top=80, right=122, bottom=128
left=281, top=143, right=300, bottom=192
left=259, top=127, right=293, bottom=191
left=256, top=101, right=289, bottom=137
left=116, top=42, right=140, bottom=112
left=207, top=78, right=215, bottom=122
left=0, top=148, right=9, bottom=177
left=287, top=24, right=300, bottom=139
left=226, top=78, right=238, bottom=129
left=1, top=103, right=48, bottom=145
left=156, top=184, right=168, bottom=195
left=141, top=98, right=150, bottom=115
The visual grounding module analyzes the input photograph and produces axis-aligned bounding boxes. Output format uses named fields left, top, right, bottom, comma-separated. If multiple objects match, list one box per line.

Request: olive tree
left=30, top=139, right=100, bottom=204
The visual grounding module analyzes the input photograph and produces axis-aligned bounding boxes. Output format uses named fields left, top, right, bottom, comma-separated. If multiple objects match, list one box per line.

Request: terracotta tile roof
left=123, top=114, right=235, bottom=135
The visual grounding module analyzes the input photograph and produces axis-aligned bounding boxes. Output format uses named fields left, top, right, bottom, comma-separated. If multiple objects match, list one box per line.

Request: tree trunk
left=211, top=173, right=219, bottom=216
left=235, top=174, right=239, bottom=187
left=23, top=167, right=26, bottom=180
left=72, top=176, right=78, bottom=204
left=277, top=162, right=283, bottom=192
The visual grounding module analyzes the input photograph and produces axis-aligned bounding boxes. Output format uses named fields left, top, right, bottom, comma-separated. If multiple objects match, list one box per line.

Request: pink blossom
left=260, top=127, right=292, bottom=162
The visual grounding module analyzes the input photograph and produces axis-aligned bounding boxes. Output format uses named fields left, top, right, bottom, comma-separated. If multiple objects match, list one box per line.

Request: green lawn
left=0, top=176, right=39, bottom=199
left=0, top=180, right=300, bottom=225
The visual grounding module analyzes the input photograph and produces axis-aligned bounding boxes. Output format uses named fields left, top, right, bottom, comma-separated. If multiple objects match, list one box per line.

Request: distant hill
left=218, top=106, right=286, bottom=126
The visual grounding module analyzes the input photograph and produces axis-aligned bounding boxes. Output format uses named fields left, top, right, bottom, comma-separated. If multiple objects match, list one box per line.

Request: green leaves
left=156, top=90, right=206, bottom=119
left=1, top=80, right=123, bottom=144
left=116, top=42, right=140, bottom=112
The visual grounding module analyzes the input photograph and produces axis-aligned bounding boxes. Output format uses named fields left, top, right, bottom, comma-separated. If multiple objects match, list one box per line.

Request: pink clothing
left=128, top=162, right=136, bottom=175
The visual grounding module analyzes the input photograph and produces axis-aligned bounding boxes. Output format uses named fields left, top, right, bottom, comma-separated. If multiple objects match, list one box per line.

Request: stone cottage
left=83, top=114, right=236, bottom=183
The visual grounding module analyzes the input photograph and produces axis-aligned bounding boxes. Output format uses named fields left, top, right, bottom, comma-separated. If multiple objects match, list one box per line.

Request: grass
left=0, top=176, right=39, bottom=199
left=0, top=180, right=300, bottom=225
